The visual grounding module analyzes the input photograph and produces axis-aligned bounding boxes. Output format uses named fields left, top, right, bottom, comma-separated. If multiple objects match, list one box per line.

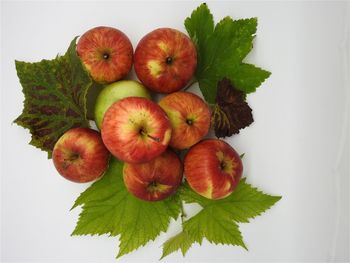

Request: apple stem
left=147, top=134, right=160, bottom=142
left=64, top=153, right=80, bottom=162
left=140, top=130, right=160, bottom=142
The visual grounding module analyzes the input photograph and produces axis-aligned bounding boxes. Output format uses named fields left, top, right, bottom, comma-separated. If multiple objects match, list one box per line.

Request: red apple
left=184, top=139, right=243, bottom=200
left=134, top=28, right=197, bottom=93
left=101, top=97, right=172, bottom=163
left=123, top=149, right=183, bottom=201
left=159, top=91, right=211, bottom=149
left=77, top=26, right=133, bottom=84
left=52, top=127, right=109, bottom=183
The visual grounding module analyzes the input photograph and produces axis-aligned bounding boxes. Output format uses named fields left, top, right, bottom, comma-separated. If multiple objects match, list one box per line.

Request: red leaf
left=212, top=78, right=253, bottom=138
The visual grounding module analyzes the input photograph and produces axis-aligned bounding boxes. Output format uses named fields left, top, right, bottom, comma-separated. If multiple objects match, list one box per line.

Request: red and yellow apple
left=94, top=80, right=151, bottom=129
left=77, top=26, right=133, bottom=84
left=159, top=91, right=211, bottom=149
left=123, top=149, right=183, bottom=201
left=184, top=139, right=243, bottom=200
left=134, top=28, right=197, bottom=93
left=52, top=127, right=109, bottom=183
left=101, top=97, right=171, bottom=163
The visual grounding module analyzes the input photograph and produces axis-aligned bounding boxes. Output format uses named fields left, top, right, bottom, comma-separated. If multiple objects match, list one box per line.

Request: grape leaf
left=161, top=231, right=194, bottom=259
left=72, top=158, right=181, bottom=258
left=212, top=78, right=254, bottom=138
left=185, top=3, right=271, bottom=103
left=14, top=37, right=92, bottom=157
left=161, top=179, right=281, bottom=259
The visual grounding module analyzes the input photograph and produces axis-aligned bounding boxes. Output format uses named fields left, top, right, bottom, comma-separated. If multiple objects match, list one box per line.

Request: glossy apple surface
left=134, top=28, right=197, bottom=93
left=101, top=97, right=172, bottom=163
left=52, top=127, right=109, bottom=183
left=123, top=149, right=183, bottom=201
left=94, top=80, right=151, bottom=129
left=184, top=139, right=243, bottom=199
left=159, top=91, right=211, bottom=149
left=77, top=26, right=133, bottom=84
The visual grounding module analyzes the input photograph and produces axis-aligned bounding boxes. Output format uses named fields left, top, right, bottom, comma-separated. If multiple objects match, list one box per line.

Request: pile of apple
left=52, top=26, right=243, bottom=201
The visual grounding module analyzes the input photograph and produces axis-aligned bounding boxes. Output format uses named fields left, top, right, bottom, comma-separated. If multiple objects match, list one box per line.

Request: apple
left=134, top=28, right=197, bottom=93
left=101, top=97, right=172, bottom=163
left=123, top=149, right=183, bottom=201
left=184, top=139, right=243, bottom=200
left=159, top=91, right=211, bottom=149
left=94, top=80, right=151, bottom=129
left=77, top=26, right=133, bottom=84
left=52, top=127, right=109, bottom=183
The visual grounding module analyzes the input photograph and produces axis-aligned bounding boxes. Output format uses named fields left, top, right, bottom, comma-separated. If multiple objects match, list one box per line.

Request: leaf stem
left=180, top=201, right=186, bottom=223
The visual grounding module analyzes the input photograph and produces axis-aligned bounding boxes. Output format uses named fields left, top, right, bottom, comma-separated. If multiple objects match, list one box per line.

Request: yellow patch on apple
left=147, top=60, right=162, bottom=77
left=202, top=183, right=213, bottom=199
left=158, top=42, right=169, bottom=53
left=161, top=129, right=172, bottom=146
left=158, top=104, right=183, bottom=128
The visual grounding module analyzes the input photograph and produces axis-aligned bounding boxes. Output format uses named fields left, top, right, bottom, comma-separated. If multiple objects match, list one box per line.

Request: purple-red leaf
left=212, top=78, right=253, bottom=138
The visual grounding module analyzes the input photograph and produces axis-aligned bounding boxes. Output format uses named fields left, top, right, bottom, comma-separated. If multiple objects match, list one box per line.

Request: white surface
left=1, top=1, right=349, bottom=262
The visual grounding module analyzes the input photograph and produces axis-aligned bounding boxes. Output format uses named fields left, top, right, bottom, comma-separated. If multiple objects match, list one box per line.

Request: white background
left=1, top=1, right=349, bottom=262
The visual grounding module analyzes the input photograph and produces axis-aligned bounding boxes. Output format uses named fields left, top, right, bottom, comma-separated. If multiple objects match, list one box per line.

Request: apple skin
left=77, top=26, right=133, bottom=84
left=159, top=91, right=211, bottom=149
left=184, top=139, right=243, bottom=200
left=52, top=128, right=110, bottom=183
left=94, top=80, right=151, bottom=129
left=134, top=28, right=197, bottom=93
left=123, top=149, right=183, bottom=201
left=101, top=97, right=172, bottom=163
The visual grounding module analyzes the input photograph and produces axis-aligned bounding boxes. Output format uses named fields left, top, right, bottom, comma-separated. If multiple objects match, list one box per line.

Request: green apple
left=94, top=80, right=151, bottom=129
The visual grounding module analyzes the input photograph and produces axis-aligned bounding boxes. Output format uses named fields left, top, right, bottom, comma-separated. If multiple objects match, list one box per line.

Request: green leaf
left=72, top=158, right=181, bottom=258
left=161, top=179, right=281, bottom=258
left=185, top=4, right=270, bottom=103
left=14, top=37, right=92, bottom=157
left=183, top=206, right=247, bottom=248
left=161, top=231, right=194, bottom=259
left=231, top=63, right=271, bottom=94
left=184, top=3, right=214, bottom=69
left=181, top=179, right=282, bottom=223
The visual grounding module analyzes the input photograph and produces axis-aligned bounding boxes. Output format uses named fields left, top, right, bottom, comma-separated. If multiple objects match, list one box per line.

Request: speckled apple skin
left=184, top=139, right=243, bottom=200
left=159, top=91, right=211, bottom=149
left=101, top=97, right=172, bottom=164
left=77, top=26, right=133, bottom=84
left=52, top=127, right=110, bottom=183
left=134, top=28, right=197, bottom=93
left=123, top=150, right=183, bottom=201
